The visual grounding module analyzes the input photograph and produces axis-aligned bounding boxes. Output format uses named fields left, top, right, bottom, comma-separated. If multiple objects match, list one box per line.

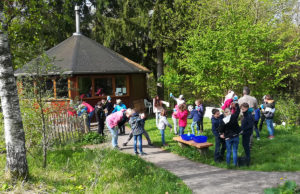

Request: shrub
left=264, top=181, right=299, bottom=194
left=274, top=96, right=300, bottom=126
left=80, top=132, right=106, bottom=145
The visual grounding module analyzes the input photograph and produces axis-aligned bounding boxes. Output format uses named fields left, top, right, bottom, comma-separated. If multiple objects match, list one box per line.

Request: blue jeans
left=225, top=136, right=239, bottom=166
left=179, top=127, right=185, bottom=135
left=191, top=121, right=199, bottom=135
left=160, top=129, right=165, bottom=145
left=88, top=110, right=95, bottom=129
left=214, top=136, right=226, bottom=162
left=266, top=119, right=275, bottom=136
left=134, top=134, right=143, bottom=153
left=106, top=123, right=118, bottom=148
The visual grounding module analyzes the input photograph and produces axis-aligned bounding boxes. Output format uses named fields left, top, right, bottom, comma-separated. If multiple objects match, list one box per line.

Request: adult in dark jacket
left=95, top=101, right=106, bottom=135
left=261, top=95, right=276, bottom=139
left=105, top=96, right=114, bottom=116
left=211, top=109, right=225, bottom=162
left=240, top=103, right=254, bottom=165
left=218, top=103, right=241, bottom=166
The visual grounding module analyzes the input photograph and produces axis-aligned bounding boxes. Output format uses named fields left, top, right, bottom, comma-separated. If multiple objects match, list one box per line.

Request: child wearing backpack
left=129, top=111, right=147, bottom=155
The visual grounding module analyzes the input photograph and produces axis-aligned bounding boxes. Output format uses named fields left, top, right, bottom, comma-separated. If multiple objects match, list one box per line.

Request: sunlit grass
left=144, top=116, right=300, bottom=171
left=0, top=146, right=191, bottom=193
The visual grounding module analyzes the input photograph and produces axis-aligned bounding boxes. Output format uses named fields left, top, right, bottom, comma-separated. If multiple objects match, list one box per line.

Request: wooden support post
left=53, top=79, right=57, bottom=99
left=198, top=147, right=208, bottom=155
left=178, top=142, right=186, bottom=148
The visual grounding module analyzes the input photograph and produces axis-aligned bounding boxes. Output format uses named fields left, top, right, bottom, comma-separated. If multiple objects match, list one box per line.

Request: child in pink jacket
left=106, top=109, right=133, bottom=149
left=174, top=103, right=188, bottom=135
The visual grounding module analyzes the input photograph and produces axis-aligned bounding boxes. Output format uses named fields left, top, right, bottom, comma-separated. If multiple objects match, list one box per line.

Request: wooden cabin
left=14, top=34, right=150, bottom=108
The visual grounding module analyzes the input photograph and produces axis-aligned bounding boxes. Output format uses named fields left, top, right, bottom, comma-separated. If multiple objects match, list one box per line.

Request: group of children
left=94, top=88, right=276, bottom=164
left=153, top=94, right=205, bottom=146
left=211, top=89, right=276, bottom=167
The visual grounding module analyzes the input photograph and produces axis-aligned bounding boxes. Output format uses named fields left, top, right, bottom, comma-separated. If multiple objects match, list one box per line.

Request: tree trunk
left=0, top=12, right=28, bottom=179
left=156, top=46, right=164, bottom=99
left=39, top=99, right=47, bottom=168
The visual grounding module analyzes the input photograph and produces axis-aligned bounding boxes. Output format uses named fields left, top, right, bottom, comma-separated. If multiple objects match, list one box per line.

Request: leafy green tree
left=176, top=0, right=300, bottom=102
left=0, top=6, right=28, bottom=179
left=93, top=0, right=199, bottom=99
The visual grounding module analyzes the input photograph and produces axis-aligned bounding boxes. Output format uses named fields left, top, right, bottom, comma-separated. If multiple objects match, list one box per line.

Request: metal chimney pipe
left=73, top=5, right=81, bottom=35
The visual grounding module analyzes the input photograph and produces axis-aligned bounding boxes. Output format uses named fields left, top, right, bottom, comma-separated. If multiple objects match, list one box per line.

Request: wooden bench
left=173, top=136, right=213, bottom=155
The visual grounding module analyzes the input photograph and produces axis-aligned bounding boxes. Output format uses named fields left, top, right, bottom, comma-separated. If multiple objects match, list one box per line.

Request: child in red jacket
left=174, top=103, right=188, bottom=135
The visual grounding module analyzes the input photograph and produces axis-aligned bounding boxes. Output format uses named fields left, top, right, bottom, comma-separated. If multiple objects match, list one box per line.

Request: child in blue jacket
left=188, top=99, right=204, bottom=134
left=188, top=106, right=201, bottom=135
left=211, top=108, right=225, bottom=162
left=254, top=108, right=260, bottom=140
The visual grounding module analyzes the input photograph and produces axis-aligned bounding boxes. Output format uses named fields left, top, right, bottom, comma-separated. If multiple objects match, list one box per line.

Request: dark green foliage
left=80, top=132, right=106, bottom=145
left=264, top=181, right=300, bottom=194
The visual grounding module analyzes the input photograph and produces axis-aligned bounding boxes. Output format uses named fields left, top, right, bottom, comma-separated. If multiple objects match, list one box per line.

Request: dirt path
left=112, top=130, right=300, bottom=194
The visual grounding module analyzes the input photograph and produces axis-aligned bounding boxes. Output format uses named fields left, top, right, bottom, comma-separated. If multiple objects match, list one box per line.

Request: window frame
left=76, top=75, right=130, bottom=100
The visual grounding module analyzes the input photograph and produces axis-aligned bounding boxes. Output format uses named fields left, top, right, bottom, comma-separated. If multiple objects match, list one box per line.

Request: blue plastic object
left=181, top=134, right=195, bottom=141
left=192, top=136, right=207, bottom=143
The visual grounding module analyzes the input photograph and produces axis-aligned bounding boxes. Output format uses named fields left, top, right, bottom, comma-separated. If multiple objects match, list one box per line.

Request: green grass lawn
left=144, top=116, right=300, bottom=171
left=0, top=145, right=191, bottom=193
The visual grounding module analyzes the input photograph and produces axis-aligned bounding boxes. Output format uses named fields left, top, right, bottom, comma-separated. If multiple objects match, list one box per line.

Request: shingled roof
left=14, top=34, right=150, bottom=76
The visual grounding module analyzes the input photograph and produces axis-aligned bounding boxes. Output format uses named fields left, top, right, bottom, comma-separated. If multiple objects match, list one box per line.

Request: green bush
left=80, top=132, right=106, bottom=145
left=274, top=96, right=300, bottom=126
left=264, top=181, right=300, bottom=194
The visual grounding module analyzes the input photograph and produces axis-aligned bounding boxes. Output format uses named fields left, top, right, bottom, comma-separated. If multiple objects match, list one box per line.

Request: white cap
left=116, top=99, right=122, bottom=104
left=179, top=95, right=184, bottom=99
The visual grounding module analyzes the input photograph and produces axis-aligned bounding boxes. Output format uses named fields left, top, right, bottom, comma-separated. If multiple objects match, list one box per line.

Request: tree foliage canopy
left=168, top=0, right=300, bottom=102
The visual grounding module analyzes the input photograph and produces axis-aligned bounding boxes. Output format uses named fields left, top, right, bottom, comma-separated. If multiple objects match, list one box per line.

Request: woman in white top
left=153, top=95, right=170, bottom=126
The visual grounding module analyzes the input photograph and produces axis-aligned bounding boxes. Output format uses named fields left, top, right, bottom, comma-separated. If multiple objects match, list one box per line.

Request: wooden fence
left=48, top=113, right=89, bottom=144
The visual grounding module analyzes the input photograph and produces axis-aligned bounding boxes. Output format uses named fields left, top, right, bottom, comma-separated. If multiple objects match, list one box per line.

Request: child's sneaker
left=135, top=152, right=139, bottom=155
left=268, top=136, right=274, bottom=140
left=257, top=137, right=260, bottom=141
left=140, top=152, right=147, bottom=156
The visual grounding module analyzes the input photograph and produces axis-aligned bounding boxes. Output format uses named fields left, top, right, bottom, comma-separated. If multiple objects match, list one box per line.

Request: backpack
left=237, top=157, right=249, bottom=167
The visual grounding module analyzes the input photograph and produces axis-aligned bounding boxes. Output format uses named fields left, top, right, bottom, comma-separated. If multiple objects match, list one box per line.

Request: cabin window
left=78, top=77, right=92, bottom=98
left=41, top=79, right=54, bottom=98
left=115, top=76, right=127, bottom=96
left=56, top=78, right=69, bottom=98
left=94, top=78, right=113, bottom=96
